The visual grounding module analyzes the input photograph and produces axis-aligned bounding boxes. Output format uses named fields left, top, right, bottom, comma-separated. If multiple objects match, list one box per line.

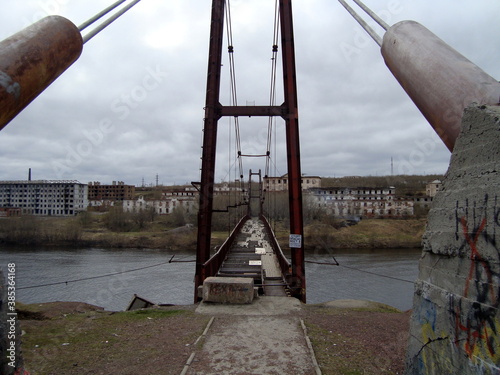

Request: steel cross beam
left=219, top=105, right=285, bottom=118
left=195, top=0, right=306, bottom=303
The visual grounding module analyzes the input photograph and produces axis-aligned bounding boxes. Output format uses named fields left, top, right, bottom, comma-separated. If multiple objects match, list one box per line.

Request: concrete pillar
left=406, top=105, right=500, bottom=374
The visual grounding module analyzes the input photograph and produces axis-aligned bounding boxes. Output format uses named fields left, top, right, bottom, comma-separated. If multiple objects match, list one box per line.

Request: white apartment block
left=123, top=196, right=197, bottom=215
left=0, top=180, right=88, bottom=216
left=264, top=174, right=321, bottom=192
left=308, top=186, right=414, bottom=218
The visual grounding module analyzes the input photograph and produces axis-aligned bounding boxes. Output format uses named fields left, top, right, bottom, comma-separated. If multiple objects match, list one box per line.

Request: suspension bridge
left=1, top=0, right=499, bottom=308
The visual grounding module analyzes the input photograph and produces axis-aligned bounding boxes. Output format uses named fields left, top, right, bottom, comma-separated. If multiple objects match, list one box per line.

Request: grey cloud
left=0, top=0, right=498, bottom=186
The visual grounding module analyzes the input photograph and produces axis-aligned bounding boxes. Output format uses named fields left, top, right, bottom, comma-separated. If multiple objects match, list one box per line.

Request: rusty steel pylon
left=194, top=0, right=306, bottom=303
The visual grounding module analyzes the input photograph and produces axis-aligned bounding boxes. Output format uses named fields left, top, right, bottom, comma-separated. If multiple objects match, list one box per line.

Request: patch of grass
left=304, top=306, right=408, bottom=375
left=20, top=307, right=199, bottom=374
left=306, top=321, right=368, bottom=375
left=303, top=218, right=426, bottom=249
left=350, top=305, right=401, bottom=314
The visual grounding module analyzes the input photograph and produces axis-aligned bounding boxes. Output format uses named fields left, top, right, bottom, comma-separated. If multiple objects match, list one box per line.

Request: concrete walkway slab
left=186, top=315, right=317, bottom=375
left=195, top=296, right=302, bottom=316
left=185, top=297, right=320, bottom=374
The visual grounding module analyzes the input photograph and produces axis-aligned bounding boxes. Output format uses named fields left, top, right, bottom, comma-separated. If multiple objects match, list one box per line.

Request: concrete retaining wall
left=406, top=105, right=500, bottom=374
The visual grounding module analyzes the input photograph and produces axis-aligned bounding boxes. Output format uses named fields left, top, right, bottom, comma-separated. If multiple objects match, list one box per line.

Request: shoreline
left=0, top=217, right=427, bottom=250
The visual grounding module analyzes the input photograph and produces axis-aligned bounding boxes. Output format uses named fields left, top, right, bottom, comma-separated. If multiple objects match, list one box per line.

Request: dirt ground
left=304, top=301, right=411, bottom=374
left=17, top=299, right=410, bottom=375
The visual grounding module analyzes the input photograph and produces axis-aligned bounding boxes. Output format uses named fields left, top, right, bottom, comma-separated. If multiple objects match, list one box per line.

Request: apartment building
left=0, top=180, right=88, bottom=216
left=123, top=195, right=197, bottom=216
left=264, top=174, right=321, bottom=192
left=88, top=181, right=135, bottom=201
left=308, top=186, right=414, bottom=218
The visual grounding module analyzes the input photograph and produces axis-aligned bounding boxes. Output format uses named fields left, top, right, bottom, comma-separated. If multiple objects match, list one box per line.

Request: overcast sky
left=1, top=0, right=499, bottom=187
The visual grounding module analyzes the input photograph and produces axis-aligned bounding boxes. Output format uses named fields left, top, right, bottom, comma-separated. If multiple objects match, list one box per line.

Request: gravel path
left=185, top=297, right=318, bottom=374
left=187, top=315, right=317, bottom=375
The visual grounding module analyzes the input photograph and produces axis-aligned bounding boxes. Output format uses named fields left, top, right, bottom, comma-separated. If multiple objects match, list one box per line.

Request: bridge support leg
left=280, top=0, right=306, bottom=303
left=194, top=0, right=225, bottom=303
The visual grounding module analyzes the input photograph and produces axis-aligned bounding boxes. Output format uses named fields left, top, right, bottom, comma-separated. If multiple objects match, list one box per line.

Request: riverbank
left=303, top=218, right=426, bottom=249
left=0, top=214, right=426, bottom=250
left=17, top=298, right=410, bottom=374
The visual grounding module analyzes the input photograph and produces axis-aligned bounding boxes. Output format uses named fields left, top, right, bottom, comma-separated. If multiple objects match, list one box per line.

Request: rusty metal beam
left=280, top=0, right=306, bottom=303
left=0, top=16, right=83, bottom=130
left=219, top=105, right=285, bottom=117
left=194, top=0, right=225, bottom=302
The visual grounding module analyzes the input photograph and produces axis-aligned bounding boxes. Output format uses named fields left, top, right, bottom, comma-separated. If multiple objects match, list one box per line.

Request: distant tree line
left=0, top=215, right=82, bottom=245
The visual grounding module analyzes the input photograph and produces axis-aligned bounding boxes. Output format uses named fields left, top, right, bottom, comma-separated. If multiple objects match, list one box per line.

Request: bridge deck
left=217, top=217, right=288, bottom=297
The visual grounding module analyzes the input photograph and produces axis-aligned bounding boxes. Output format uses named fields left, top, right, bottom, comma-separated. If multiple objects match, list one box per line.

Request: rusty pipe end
left=0, top=15, right=83, bottom=130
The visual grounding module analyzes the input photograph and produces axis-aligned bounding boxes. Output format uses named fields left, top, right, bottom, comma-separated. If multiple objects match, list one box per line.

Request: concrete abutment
left=406, top=105, right=500, bottom=374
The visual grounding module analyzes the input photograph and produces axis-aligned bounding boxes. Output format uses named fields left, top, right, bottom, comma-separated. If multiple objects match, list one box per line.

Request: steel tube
left=82, top=0, right=141, bottom=44
left=78, top=0, right=128, bottom=31
left=382, top=21, right=500, bottom=151
left=352, top=0, right=389, bottom=30
left=0, top=16, right=83, bottom=131
left=338, top=0, right=382, bottom=46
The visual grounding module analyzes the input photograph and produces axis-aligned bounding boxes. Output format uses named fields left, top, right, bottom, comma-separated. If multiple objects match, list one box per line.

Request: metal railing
left=202, top=214, right=250, bottom=279
left=259, top=214, right=291, bottom=278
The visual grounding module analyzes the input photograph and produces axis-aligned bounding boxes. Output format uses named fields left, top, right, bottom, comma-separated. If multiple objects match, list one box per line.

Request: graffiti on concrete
left=414, top=298, right=453, bottom=372
left=452, top=194, right=500, bottom=366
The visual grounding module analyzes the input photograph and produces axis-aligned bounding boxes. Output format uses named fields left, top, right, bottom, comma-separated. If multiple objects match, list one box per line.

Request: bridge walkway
left=216, top=217, right=289, bottom=297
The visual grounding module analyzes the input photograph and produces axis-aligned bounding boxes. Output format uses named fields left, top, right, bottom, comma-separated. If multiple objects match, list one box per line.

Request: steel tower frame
left=194, top=0, right=305, bottom=303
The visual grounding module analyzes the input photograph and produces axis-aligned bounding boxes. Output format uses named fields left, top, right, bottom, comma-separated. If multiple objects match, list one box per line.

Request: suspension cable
left=263, top=0, right=281, bottom=224
left=18, top=260, right=171, bottom=290
left=81, top=0, right=142, bottom=44
left=78, top=0, right=128, bottom=31
left=265, top=0, right=281, bottom=180
left=223, top=0, right=282, bottom=219
left=305, top=256, right=415, bottom=285
left=225, top=0, right=244, bottom=186
left=224, top=0, right=248, bottom=221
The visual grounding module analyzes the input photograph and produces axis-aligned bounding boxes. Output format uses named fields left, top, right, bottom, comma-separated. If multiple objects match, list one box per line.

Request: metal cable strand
left=78, top=0, right=128, bottom=31
left=265, top=0, right=281, bottom=179
left=82, top=0, right=142, bottom=44
left=225, top=0, right=244, bottom=183
left=18, top=260, right=171, bottom=290
left=309, top=258, right=415, bottom=284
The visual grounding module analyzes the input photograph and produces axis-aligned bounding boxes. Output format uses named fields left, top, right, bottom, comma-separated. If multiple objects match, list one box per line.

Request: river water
left=0, top=246, right=421, bottom=311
